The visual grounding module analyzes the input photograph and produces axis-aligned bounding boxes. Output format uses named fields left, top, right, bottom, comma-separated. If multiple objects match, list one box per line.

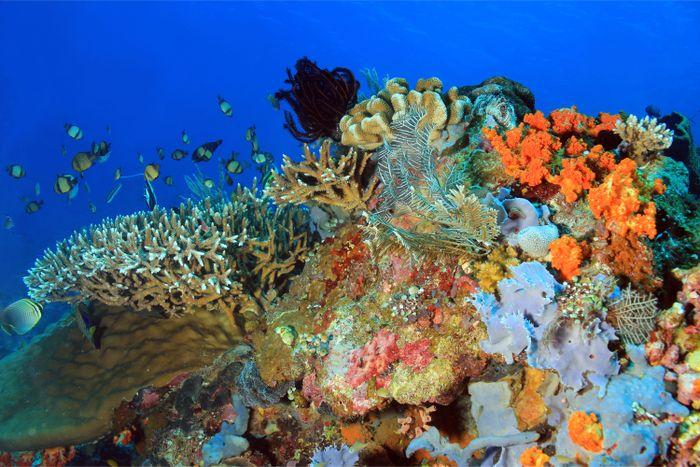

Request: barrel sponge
left=339, top=76, right=472, bottom=150
left=0, top=302, right=243, bottom=451
left=24, top=187, right=310, bottom=317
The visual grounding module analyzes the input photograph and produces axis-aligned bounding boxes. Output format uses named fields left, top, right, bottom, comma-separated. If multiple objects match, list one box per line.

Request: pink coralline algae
left=346, top=329, right=400, bottom=388
left=346, top=330, right=435, bottom=388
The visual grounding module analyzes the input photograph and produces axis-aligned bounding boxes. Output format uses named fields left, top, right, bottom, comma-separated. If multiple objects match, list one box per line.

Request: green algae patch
left=0, top=303, right=243, bottom=451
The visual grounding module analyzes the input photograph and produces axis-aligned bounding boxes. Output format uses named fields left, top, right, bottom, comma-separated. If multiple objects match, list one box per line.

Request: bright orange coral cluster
left=520, top=446, right=551, bottom=467
left=588, top=158, right=657, bottom=238
left=483, top=108, right=620, bottom=196
left=550, top=106, right=592, bottom=135
left=550, top=236, right=587, bottom=281
left=483, top=111, right=561, bottom=187
left=568, top=411, right=604, bottom=453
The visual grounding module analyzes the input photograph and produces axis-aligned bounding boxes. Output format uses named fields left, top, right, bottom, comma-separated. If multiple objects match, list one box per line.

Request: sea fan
left=607, top=284, right=658, bottom=345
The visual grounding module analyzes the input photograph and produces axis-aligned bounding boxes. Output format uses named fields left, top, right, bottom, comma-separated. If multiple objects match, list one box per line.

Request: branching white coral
left=614, top=114, right=673, bottom=163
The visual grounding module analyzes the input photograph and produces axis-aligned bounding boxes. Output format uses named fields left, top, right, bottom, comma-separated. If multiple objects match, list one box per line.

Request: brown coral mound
left=0, top=302, right=243, bottom=451
left=24, top=188, right=310, bottom=316
left=265, top=139, right=379, bottom=213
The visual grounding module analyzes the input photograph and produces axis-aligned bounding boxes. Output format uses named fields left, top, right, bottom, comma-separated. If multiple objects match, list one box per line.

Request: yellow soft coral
left=475, top=245, right=520, bottom=292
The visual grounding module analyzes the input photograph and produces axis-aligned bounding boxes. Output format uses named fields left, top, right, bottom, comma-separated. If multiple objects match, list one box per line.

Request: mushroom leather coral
left=0, top=302, right=243, bottom=451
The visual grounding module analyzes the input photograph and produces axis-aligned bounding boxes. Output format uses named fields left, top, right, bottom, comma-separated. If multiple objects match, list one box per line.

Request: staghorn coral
left=365, top=107, right=499, bottom=259
left=275, top=57, right=359, bottom=143
left=614, top=113, right=673, bottom=164
left=607, top=284, right=658, bottom=345
left=25, top=187, right=310, bottom=316
left=339, top=77, right=471, bottom=150
left=265, top=139, right=379, bottom=214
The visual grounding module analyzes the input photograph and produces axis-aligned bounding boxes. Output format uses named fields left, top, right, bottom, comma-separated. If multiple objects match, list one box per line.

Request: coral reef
left=275, top=57, right=359, bottom=143
left=25, top=187, right=310, bottom=316
left=8, top=70, right=700, bottom=466
left=265, top=139, right=379, bottom=214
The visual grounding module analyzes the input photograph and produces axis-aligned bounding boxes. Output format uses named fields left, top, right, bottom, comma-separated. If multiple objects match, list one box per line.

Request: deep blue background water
left=0, top=1, right=699, bottom=351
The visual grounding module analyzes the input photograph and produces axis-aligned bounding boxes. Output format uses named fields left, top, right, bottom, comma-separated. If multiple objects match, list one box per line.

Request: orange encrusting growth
left=520, top=446, right=551, bottom=467
left=550, top=106, right=592, bottom=135
left=568, top=411, right=604, bottom=453
left=588, top=158, right=657, bottom=239
left=550, top=236, right=587, bottom=281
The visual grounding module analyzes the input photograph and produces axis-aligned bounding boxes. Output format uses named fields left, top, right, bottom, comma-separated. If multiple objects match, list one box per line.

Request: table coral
left=24, top=187, right=310, bottom=316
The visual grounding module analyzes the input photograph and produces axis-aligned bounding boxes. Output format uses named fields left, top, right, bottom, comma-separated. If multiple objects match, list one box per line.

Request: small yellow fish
left=203, top=178, right=215, bottom=189
left=72, top=152, right=94, bottom=175
left=144, top=163, right=160, bottom=182
left=171, top=149, right=187, bottom=161
left=24, top=200, right=43, bottom=214
left=157, top=147, right=165, bottom=160
left=3, top=216, right=14, bottom=230
left=6, top=164, right=25, bottom=179
left=192, top=140, right=223, bottom=163
left=114, top=167, right=122, bottom=181
left=64, top=123, right=83, bottom=140
left=0, top=298, right=43, bottom=335
left=88, top=202, right=97, bottom=213
left=218, top=95, right=233, bottom=117
left=225, top=157, right=243, bottom=175
left=245, top=125, right=256, bottom=142
left=182, top=131, right=190, bottom=145
left=164, top=176, right=174, bottom=186
left=54, top=174, right=78, bottom=195
left=267, top=93, right=280, bottom=110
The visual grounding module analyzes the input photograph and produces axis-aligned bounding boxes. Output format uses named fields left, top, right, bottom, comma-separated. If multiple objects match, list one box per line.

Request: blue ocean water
left=0, top=1, right=698, bottom=353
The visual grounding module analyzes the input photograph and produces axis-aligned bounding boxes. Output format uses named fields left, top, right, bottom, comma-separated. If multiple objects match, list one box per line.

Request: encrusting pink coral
left=346, top=330, right=435, bottom=388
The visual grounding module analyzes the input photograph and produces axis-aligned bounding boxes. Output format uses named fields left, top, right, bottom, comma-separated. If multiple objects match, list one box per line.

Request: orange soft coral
left=588, top=158, right=657, bottom=238
left=568, top=411, right=604, bottom=453
left=550, top=236, right=587, bottom=281
left=550, top=106, right=592, bottom=135
left=550, top=156, right=596, bottom=202
left=565, top=136, right=587, bottom=156
left=588, top=112, right=621, bottom=137
left=597, top=231, right=660, bottom=290
left=523, top=110, right=551, bottom=131
left=483, top=117, right=561, bottom=187
left=520, top=446, right=551, bottom=467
